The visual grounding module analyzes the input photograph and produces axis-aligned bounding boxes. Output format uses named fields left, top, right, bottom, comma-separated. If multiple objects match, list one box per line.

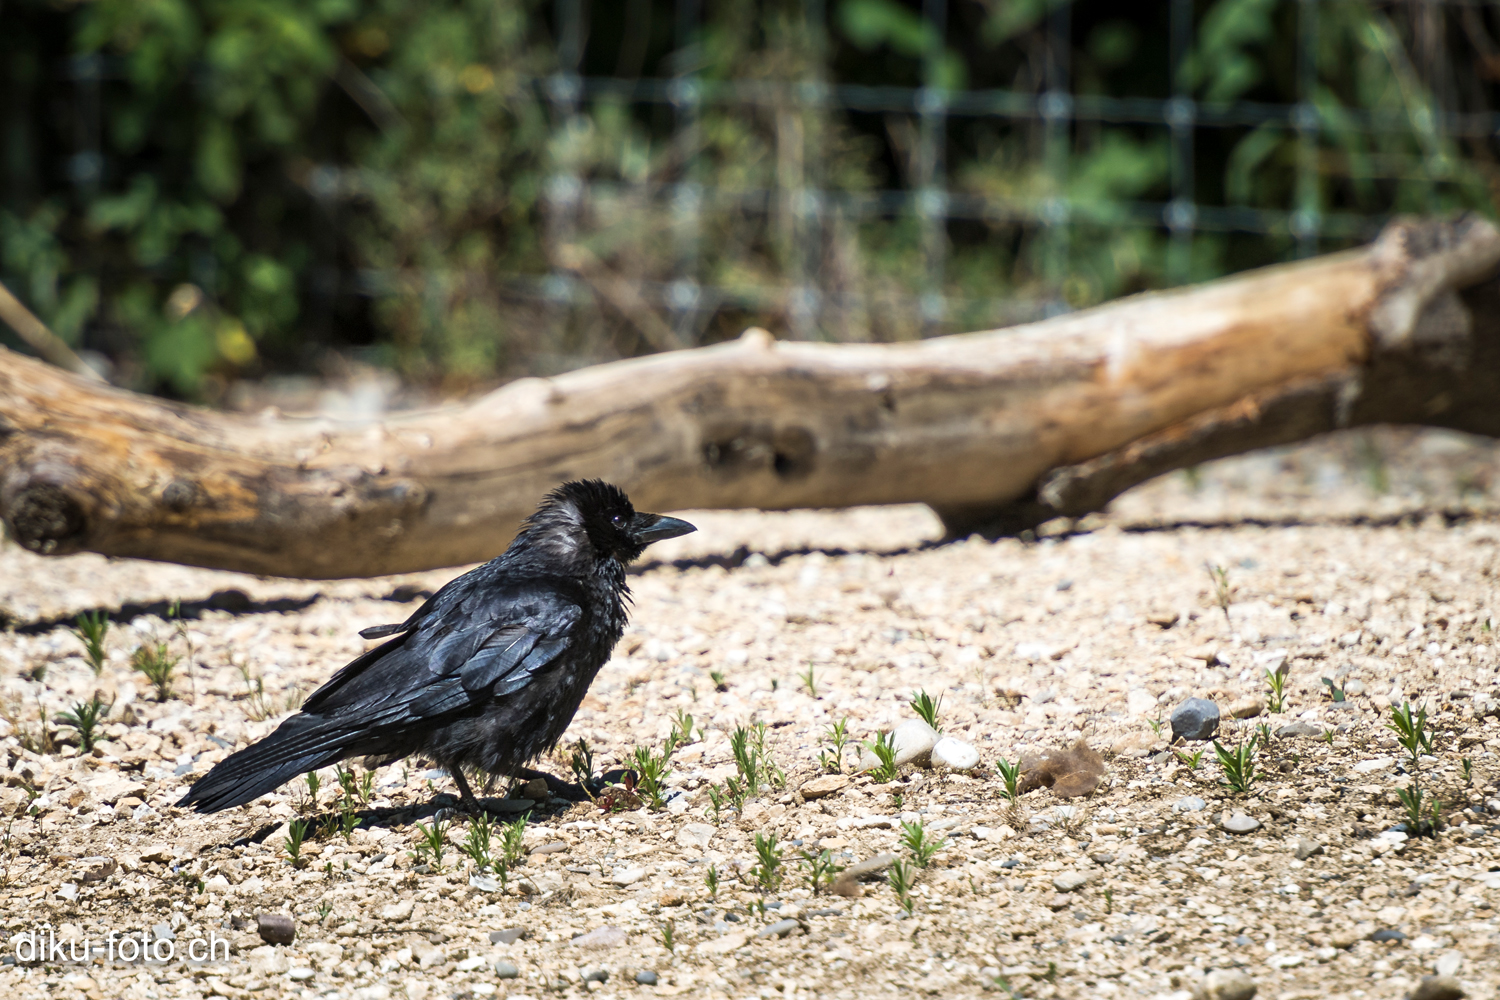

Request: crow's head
left=537, top=480, right=696, bottom=563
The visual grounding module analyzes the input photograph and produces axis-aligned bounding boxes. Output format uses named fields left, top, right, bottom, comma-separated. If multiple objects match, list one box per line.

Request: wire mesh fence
left=514, top=0, right=1497, bottom=349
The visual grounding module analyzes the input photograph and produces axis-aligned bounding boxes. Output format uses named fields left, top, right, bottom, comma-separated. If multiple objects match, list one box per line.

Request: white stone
left=289, top=968, right=315, bottom=982
left=247, top=946, right=289, bottom=977
left=1354, top=757, right=1396, bottom=773
left=676, top=823, right=716, bottom=850
left=610, top=867, right=646, bottom=887
left=930, top=737, right=980, bottom=770
left=1126, top=689, right=1158, bottom=718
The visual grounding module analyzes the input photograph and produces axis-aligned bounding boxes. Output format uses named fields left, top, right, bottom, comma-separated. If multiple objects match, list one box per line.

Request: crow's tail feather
left=176, top=715, right=363, bottom=813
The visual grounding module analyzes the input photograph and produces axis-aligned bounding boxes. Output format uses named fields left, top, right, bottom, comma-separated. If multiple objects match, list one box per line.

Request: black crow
left=178, top=480, right=694, bottom=814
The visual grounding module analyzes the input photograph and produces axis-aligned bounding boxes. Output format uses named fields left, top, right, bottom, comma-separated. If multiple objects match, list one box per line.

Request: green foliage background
left=1, top=0, right=1495, bottom=399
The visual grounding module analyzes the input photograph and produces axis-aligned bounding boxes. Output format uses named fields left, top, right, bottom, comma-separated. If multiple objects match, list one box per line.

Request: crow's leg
left=449, top=768, right=484, bottom=814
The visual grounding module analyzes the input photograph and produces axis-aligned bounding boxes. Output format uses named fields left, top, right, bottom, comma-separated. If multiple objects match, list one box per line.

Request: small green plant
left=71, top=612, right=109, bottom=675
left=899, top=819, right=945, bottom=868
left=1214, top=739, right=1258, bottom=794
left=863, top=731, right=900, bottom=782
left=888, top=858, right=916, bottom=915
left=819, top=717, right=851, bottom=773
left=629, top=735, right=679, bottom=811
left=798, top=848, right=843, bottom=894
left=705, top=783, right=726, bottom=822
left=660, top=919, right=675, bottom=953
left=461, top=814, right=495, bottom=872
left=1321, top=728, right=1336, bottom=745
left=569, top=738, right=597, bottom=794
left=317, top=900, right=333, bottom=922
left=705, top=864, right=720, bottom=898
left=1147, top=717, right=1164, bottom=739
left=54, top=694, right=109, bottom=752
left=1463, top=757, right=1474, bottom=787
left=284, top=819, right=309, bottom=869
left=1265, top=667, right=1289, bottom=713
left=710, top=670, right=728, bottom=692
left=995, top=756, right=1022, bottom=802
left=305, top=770, right=322, bottom=807
left=410, top=818, right=449, bottom=870
left=499, top=814, right=528, bottom=867
left=800, top=662, right=817, bottom=697
left=1103, top=887, right=1114, bottom=914
left=1389, top=701, right=1440, bottom=837
left=729, top=722, right=784, bottom=796
left=909, top=689, right=942, bottom=731
left=1206, top=563, right=1233, bottom=621
left=1254, top=723, right=1273, bottom=748
left=750, top=832, right=783, bottom=892
left=670, top=709, right=699, bottom=746
left=1321, top=677, right=1346, bottom=702
left=1388, top=701, right=1434, bottom=764
left=1173, top=748, right=1203, bottom=769
left=131, top=642, right=179, bottom=701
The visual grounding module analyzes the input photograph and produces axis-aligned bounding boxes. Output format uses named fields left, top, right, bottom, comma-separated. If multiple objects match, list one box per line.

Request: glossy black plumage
left=177, top=480, right=695, bottom=814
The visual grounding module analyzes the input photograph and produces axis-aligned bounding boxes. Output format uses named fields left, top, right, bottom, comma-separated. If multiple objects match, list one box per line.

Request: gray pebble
left=490, top=928, right=527, bottom=945
left=757, top=919, right=801, bottom=938
left=1409, top=975, right=1466, bottom=1000
left=1218, top=813, right=1261, bottom=834
left=635, top=971, right=659, bottom=986
left=256, top=913, right=295, bottom=946
left=1171, top=698, right=1220, bottom=741
left=1294, top=837, right=1324, bottom=861
left=152, top=922, right=175, bottom=942
left=494, top=960, right=520, bottom=979
left=580, top=967, right=609, bottom=984
left=1369, top=928, right=1407, bottom=943
left=1173, top=796, right=1207, bottom=813
left=1276, top=721, right=1323, bottom=738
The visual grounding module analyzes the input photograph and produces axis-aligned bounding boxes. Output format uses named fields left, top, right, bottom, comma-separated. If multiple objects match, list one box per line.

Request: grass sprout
left=899, top=819, right=945, bottom=868
left=751, top=832, right=783, bottom=892
left=888, top=859, right=916, bottom=915
left=131, top=642, right=179, bottom=701
left=1213, top=739, right=1258, bottom=794
left=54, top=694, right=109, bottom=752
left=863, top=731, right=899, bottom=782
left=71, top=612, right=109, bottom=675
left=909, top=689, right=942, bottom=731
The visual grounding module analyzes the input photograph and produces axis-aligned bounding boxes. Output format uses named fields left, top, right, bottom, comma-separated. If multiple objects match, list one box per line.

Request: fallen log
left=1, top=215, right=1497, bottom=578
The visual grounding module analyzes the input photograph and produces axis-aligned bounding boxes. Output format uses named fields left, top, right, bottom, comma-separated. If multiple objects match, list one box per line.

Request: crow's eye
left=610, top=513, right=625, bottom=526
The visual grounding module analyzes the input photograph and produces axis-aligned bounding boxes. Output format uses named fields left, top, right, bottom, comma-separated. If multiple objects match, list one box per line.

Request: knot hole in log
left=702, top=424, right=817, bottom=480
left=4, top=481, right=88, bottom=554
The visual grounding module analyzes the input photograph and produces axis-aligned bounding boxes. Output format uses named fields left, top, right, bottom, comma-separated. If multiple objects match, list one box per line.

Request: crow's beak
left=630, top=513, right=697, bottom=545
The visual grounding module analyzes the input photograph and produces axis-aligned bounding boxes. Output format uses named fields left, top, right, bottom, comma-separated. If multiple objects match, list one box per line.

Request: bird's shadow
left=228, top=768, right=633, bottom=849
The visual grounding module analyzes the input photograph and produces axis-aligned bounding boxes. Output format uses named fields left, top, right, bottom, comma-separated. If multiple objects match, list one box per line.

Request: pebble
left=1276, top=721, right=1322, bottom=738
left=1202, top=967, right=1258, bottom=1000
left=1294, top=837, right=1324, bottom=860
left=379, top=900, right=415, bottom=922
left=757, top=919, right=801, bottom=938
left=1369, top=928, right=1407, bottom=943
left=1343, top=679, right=1367, bottom=696
left=55, top=883, right=77, bottom=902
left=1434, top=952, right=1463, bottom=977
left=1052, top=871, right=1089, bottom=892
left=490, top=928, right=527, bottom=945
left=288, top=967, right=315, bottom=982
left=529, top=841, right=569, bottom=855
left=247, top=945, right=289, bottom=976
left=1409, top=975, right=1466, bottom=1000
left=1171, top=698, right=1220, bottom=741
left=493, top=960, right=520, bottom=979
left=635, top=971, right=659, bottom=986
left=257, top=913, right=296, bottom=946
left=1218, top=813, right=1261, bottom=834
left=1228, top=696, right=1265, bottom=720
left=1355, top=756, right=1396, bottom=773
left=930, top=736, right=980, bottom=770
left=610, top=867, right=646, bottom=887
left=676, top=823, right=716, bottom=850
left=857, top=718, right=939, bottom=770
left=469, top=875, right=501, bottom=892
left=799, top=774, right=850, bottom=799
left=571, top=925, right=627, bottom=949
left=579, top=967, right=609, bottom=984
left=1173, top=796, right=1207, bottom=813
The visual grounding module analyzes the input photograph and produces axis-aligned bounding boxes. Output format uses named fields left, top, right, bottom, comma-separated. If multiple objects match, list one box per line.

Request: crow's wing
left=303, top=582, right=581, bottom=719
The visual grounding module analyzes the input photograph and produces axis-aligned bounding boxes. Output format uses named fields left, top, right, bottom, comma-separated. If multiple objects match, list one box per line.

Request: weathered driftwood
left=1, top=215, right=1497, bottom=578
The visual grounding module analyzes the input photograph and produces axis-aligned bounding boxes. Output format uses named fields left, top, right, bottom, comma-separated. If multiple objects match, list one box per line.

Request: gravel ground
left=3, top=426, right=1500, bottom=1000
